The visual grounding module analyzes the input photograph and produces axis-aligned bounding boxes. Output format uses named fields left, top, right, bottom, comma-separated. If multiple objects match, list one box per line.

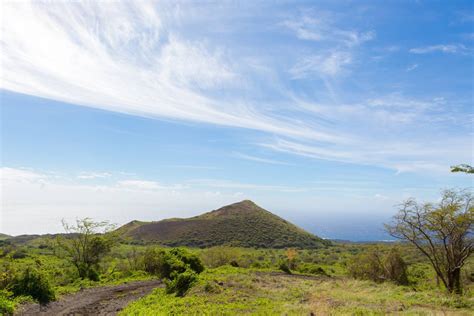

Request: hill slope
left=119, top=200, right=328, bottom=248
left=0, top=233, right=11, bottom=241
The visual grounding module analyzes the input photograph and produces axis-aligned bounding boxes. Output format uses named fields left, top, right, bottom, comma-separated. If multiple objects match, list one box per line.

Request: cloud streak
left=1, top=1, right=471, bottom=174
left=409, top=44, right=468, bottom=54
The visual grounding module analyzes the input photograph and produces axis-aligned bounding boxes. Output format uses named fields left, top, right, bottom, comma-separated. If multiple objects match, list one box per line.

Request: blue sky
left=1, top=0, right=473, bottom=240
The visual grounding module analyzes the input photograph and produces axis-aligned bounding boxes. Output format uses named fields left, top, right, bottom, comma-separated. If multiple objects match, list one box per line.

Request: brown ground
left=16, top=279, right=162, bottom=316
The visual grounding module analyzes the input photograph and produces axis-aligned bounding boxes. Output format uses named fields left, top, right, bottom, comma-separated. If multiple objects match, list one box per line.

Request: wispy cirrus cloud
left=290, top=51, right=352, bottom=78
left=409, top=44, right=468, bottom=54
left=1, top=1, right=471, bottom=176
left=77, top=172, right=111, bottom=179
left=405, top=64, right=419, bottom=72
left=232, top=152, right=292, bottom=165
left=1, top=1, right=344, bottom=145
left=282, top=12, right=375, bottom=47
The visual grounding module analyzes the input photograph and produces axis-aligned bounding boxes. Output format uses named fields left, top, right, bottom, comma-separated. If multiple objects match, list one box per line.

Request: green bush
left=144, top=248, right=204, bottom=279
left=0, top=290, right=15, bottom=315
left=200, top=247, right=241, bottom=268
left=348, top=248, right=409, bottom=285
left=11, top=268, right=55, bottom=304
left=384, top=248, right=409, bottom=285
left=297, top=263, right=328, bottom=276
left=144, top=247, right=204, bottom=297
left=279, top=261, right=291, bottom=274
left=165, top=270, right=198, bottom=297
left=169, top=248, right=204, bottom=274
left=143, top=248, right=169, bottom=277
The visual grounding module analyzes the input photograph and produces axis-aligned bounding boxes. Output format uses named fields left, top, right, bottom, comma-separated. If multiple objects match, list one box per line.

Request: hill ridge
left=118, top=200, right=328, bottom=249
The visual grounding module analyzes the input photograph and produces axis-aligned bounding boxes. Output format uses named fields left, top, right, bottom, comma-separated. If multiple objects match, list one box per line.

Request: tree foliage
left=56, top=218, right=116, bottom=280
left=385, top=189, right=473, bottom=293
left=451, top=164, right=474, bottom=174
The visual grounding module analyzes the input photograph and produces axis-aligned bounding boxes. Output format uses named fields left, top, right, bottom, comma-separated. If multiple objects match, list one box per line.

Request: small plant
left=285, top=248, right=298, bottom=270
left=348, top=248, right=408, bottom=285
left=144, top=247, right=204, bottom=297
left=0, top=290, right=15, bottom=315
left=203, top=281, right=221, bottom=294
left=165, top=270, right=198, bottom=297
left=279, top=261, right=291, bottom=274
left=11, top=268, right=55, bottom=305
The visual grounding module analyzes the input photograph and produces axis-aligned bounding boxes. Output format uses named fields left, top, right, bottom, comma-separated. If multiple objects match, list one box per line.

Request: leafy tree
left=451, top=164, right=474, bottom=174
left=56, top=218, right=116, bottom=280
left=385, top=189, right=473, bottom=293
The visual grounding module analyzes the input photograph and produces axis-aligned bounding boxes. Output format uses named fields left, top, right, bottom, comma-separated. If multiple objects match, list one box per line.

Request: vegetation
left=56, top=218, right=116, bottom=280
left=451, top=164, right=474, bottom=174
left=11, top=267, right=55, bottom=304
left=0, top=236, right=472, bottom=314
left=348, top=248, right=408, bottom=285
left=143, top=247, right=204, bottom=296
left=118, top=200, right=329, bottom=249
left=0, top=193, right=472, bottom=314
left=386, top=189, right=473, bottom=294
left=122, top=265, right=473, bottom=315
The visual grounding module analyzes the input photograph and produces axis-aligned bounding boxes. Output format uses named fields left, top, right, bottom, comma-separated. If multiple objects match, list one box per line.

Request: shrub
left=297, top=263, right=328, bottom=276
left=200, top=247, right=241, bottom=268
left=165, top=270, right=197, bottom=297
left=143, top=248, right=169, bottom=277
left=279, top=261, right=291, bottom=274
left=348, top=251, right=384, bottom=282
left=0, top=290, right=15, bottom=315
left=384, top=248, right=409, bottom=285
left=169, top=248, right=204, bottom=274
left=348, top=248, right=409, bottom=285
left=11, top=250, right=28, bottom=260
left=144, top=247, right=204, bottom=297
left=11, top=268, right=55, bottom=304
left=203, top=281, right=221, bottom=293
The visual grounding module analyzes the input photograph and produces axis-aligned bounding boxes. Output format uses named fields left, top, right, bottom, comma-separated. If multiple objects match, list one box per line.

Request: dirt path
left=16, top=279, right=162, bottom=316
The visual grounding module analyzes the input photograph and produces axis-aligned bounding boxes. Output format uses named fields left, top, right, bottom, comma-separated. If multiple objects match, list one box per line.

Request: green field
left=1, top=237, right=472, bottom=315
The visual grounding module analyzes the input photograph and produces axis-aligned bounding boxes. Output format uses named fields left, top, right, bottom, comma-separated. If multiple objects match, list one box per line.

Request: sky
left=1, top=0, right=473, bottom=240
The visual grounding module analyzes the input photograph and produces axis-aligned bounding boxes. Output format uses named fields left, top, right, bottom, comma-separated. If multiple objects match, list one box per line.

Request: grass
left=121, top=266, right=473, bottom=315
left=2, top=239, right=473, bottom=315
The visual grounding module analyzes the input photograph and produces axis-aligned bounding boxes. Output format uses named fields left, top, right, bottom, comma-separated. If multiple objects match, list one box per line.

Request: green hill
left=0, top=233, right=11, bottom=240
left=118, top=200, right=329, bottom=248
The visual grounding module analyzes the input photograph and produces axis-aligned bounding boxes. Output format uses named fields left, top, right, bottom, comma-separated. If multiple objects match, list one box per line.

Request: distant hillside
left=0, top=233, right=11, bottom=241
left=118, top=200, right=329, bottom=248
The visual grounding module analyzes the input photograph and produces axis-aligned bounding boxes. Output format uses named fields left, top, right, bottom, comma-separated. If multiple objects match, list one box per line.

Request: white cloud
left=409, top=44, right=467, bottom=54
left=0, top=1, right=470, bottom=177
left=157, top=36, right=236, bottom=89
left=117, top=180, right=164, bottom=190
left=1, top=1, right=345, bottom=146
left=0, top=168, right=44, bottom=183
left=77, top=172, right=111, bottom=179
left=232, top=152, right=292, bottom=165
left=187, top=179, right=307, bottom=192
left=283, top=13, right=375, bottom=47
left=405, top=64, right=419, bottom=72
left=0, top=167, right=251, bottom=235
left=290, top=51, right=352, bottom=78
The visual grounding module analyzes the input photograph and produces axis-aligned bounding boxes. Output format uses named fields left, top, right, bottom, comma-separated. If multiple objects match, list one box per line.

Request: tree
left=451, top=164, right=474, bottom=174
left=385, top=189, right=473, bottom=294
left=56, top=218, right=116, bottom=280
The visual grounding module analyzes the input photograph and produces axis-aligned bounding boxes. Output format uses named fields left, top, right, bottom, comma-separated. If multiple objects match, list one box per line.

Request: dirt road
left=16, top=279, right=162, bottom=316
